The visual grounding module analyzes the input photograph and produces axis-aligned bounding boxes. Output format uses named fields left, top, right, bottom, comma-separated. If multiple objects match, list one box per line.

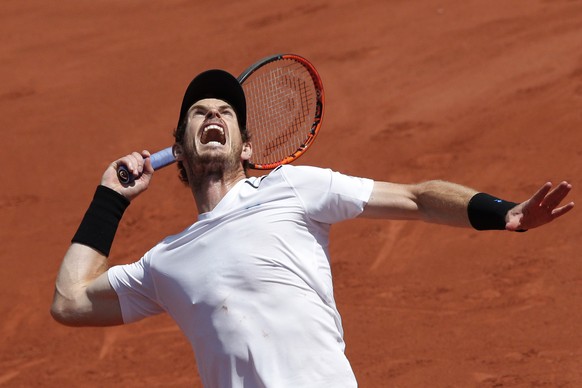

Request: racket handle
left=117, top=146, right=175, bottom=184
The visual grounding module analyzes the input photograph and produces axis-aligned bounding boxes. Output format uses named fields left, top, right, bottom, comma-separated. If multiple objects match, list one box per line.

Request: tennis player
left=51, top=69, right=574, bottom=388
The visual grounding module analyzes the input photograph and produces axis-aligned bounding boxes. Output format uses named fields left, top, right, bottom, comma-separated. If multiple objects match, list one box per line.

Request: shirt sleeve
left=280, top=165, right=374, bottom=224
left=107, top=251, right=165, bottom=324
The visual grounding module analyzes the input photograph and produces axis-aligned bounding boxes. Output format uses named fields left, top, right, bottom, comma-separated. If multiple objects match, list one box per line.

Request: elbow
left=50, top=301, right=75, bottom=326
left=50, top=306, right=67, bottom=325
left=50, top=299, right=86, bottom=327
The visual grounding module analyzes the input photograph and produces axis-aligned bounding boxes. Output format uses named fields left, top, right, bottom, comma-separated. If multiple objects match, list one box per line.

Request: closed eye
left=219, top=107, right=235, bottom=117
left=189, top=107, right=207, bottom=117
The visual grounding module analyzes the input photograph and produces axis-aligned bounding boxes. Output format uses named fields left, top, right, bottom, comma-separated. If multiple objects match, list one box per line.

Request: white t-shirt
left=108, top=165, right=374, bottom=388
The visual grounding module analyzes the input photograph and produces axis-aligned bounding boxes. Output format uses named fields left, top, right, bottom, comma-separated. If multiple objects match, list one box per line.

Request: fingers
left=551, top=201, right=575, bottom=218
left=116, top=151, right=153, bottom=178
left=508, top=181, right=574, bottom=231
left=528, top=182, right=552, bottom=207
left=141, top=150, right=154, bottom=174
left=105, top=151, right=154, bottom=188
left=541, top=181, right=573, bottom=209
left=522, top=181, right=574, bottom=229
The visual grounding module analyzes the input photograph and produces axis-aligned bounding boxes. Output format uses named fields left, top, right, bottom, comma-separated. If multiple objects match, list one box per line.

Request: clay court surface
left=1, top=1, right=581, bottom=386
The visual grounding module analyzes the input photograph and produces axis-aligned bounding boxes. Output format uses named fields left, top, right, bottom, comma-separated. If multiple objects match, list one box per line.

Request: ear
left=241, top=141, right=252, bottom=161
left=172, top=143, right=184, bottom=161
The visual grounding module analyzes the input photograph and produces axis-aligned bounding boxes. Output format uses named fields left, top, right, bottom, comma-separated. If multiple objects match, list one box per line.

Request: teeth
left=204, top=124, right=224, bottom=134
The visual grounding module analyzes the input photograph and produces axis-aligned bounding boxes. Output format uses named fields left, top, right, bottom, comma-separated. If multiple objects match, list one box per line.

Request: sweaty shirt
left=108, top=165, right=374, bottom=388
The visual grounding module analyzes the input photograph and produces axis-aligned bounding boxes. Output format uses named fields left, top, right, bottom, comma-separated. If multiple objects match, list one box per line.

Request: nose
left=205, top=109, right=221, bottom=120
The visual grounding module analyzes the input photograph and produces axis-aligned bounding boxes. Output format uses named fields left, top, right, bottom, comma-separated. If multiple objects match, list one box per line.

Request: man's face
left=179, top=98, right=250, bottom=176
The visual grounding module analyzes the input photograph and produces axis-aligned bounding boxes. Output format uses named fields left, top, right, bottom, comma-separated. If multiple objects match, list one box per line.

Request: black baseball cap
left=177, top=69, right=246, bottom=130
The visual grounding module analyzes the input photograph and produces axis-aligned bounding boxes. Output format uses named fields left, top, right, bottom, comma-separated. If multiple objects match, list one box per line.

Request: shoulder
left=273, top=164, right=333, bottom=186
left=275, top=164, right=374, bottom=190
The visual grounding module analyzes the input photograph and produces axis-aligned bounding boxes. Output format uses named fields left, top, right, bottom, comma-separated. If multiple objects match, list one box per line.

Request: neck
left=189, top=168, right=247, bottom=214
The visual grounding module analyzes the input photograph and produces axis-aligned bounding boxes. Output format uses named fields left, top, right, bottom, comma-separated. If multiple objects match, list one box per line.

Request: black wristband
left=467, top=192, right=518, bottom=231
left=71, top=185, right=130, bottom=256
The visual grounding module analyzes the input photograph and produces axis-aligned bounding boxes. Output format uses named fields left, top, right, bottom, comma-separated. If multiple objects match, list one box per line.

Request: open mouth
left=200, top=124, right=226, bottom=145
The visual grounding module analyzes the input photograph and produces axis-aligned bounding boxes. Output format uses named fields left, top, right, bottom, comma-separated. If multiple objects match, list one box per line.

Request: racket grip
left=117, top=146, right=175, bottom=184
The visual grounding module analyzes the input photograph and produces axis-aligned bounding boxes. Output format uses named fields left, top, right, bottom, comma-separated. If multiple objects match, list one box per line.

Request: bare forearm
left=412, top=180, right=477, bottom=227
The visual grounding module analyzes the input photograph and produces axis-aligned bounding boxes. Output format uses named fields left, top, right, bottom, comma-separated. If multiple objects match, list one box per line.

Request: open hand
left=506, top=181, right=574, bottom=231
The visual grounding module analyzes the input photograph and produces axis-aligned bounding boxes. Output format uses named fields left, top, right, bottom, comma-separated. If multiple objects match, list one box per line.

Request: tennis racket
left=117, top=53, right=324, bottom=183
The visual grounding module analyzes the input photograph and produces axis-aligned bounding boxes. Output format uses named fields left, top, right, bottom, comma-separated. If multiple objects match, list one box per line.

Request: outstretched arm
left=51, top=151, right=153, bottom=327
left=360, top=179, right=574, bottom=231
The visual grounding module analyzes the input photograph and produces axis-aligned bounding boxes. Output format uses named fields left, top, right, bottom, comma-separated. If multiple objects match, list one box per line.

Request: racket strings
left=263, top=73, right=309, bottom=155
left=243, top=60, right=317, bottom=165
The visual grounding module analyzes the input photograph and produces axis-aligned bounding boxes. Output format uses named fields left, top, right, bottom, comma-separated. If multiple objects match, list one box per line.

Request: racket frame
left=238, top=53, right=325, bottom=170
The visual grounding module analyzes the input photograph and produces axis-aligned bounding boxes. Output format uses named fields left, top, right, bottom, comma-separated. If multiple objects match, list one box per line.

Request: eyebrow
left=189, top=104, right=233, bottom=112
